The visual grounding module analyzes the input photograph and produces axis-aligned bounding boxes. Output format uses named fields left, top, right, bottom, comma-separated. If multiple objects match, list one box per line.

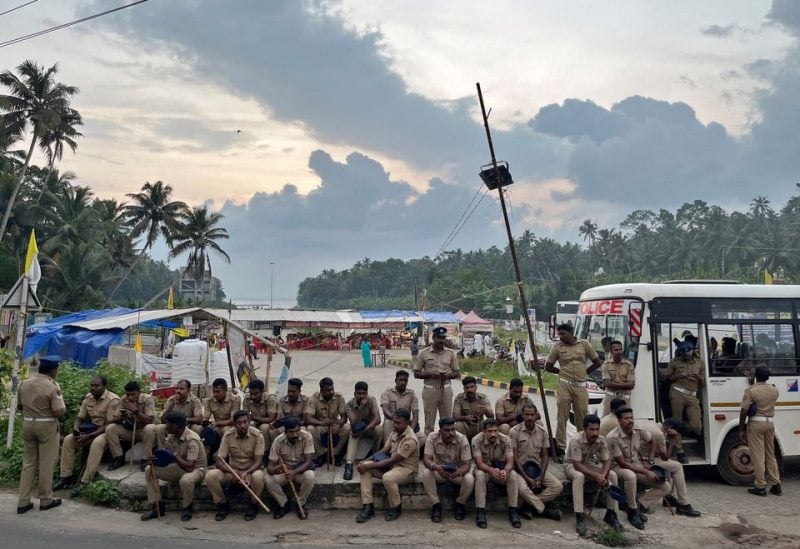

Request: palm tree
left=0, top=61, right=79, bottom=244
left=106, top=181, right=187, bottom=302
left=169, top=205, right=231, bottom=289
left=578, top=219, right=598, bottom=243
left=36, top=107, right=82, bottom=203
left=750, top=196, right=772, bottom=218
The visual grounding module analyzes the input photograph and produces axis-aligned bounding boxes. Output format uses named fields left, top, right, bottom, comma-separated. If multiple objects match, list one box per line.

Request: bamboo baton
left=327, top=424, right=334, bottom=471
left=128, top=416, right=137, bottom=472
left=147, top=463, right=161, bottom=519
left=586, top=483, right=605, bottom=519
left=220, top=460, right=271, bottom=513
left=278, top=454, right=306, bottom=519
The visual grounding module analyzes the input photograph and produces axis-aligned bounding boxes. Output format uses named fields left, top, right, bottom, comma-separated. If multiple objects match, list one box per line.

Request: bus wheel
left=717, top=431, right=754, bottom=486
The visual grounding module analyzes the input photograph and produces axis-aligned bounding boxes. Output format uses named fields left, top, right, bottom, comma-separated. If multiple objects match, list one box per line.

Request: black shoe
left=748, top=487, right=767, bottom=497
left=181, top=505, right=193, bottom=522
left=244, top=502, right=259, bottom=521
left=676, top=503, right=701, bottom=517
left=636, top=501, right=650, bottom=522
left=214, top=501, right=229, bottom=521
left=343, top=463, right=353, bottom=481
left=335, top=454, right=344, bottom=467
left=140, top=502, right=164, bottom=521
left=603, top=509, right=622, bottom=530
left=53, top=476, right=75, bottom=491
left=663, top=494, right=678, bottom=508
left=676, top=452, right=689, bottom=464
left=296, top=504, right=308, bottom=520
left=518, top=502, right=535, bottom=520
left=107, top=456, right=126, bottom=471
left=274, top=501, right=292, bottom=520
left=431, top=502, right=442, bottom=523
left=576, top=512, right=588, bottom=537
left=356, top=503, right=375, bottom=523
left=17, top=503, right=33, bottom=515
left=770, top=484, right=782, bottom=496
left=507, top=507, right=521, bottom=528
left=627, top=509, right=645, bottom=530
left=313, top=455, right=326, bottom=468
left=39, top=499, right=62, bottom=511
left=385, top=505, right=402, bottom=521
left=454, top=501, right=466, bottom=521
left=541, top=507, right=562, bottom=521
left=476, top=508, right=487, bottom=529
left=69, top=483, right=87, bottom=498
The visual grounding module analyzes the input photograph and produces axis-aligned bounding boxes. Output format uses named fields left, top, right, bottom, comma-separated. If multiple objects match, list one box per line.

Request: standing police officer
left=414, top=327, right=459, bottom=435
left=740, top=366, right=781, bottom=496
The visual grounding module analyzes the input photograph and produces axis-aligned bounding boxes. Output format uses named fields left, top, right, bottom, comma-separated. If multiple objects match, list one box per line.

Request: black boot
left=343, top=462, right=354, bottom=480
left=507, top=507, right=521, bottom=528
left=770, top=484, right=782, bottom=496
left=627, top=508, right=645, bottom=530
left=140, top=501, right=165, bottom=521
left=603, top=509, right=622, bottom=530
left=454, top=501, right=466, bottom=521
left=576, top=512, right=588, bottom=537
left=180, top=504, right=193, bottom=522
left=748, top=487, right=767, bottom=497
left=385, top=504, right=402, bottom=521
left=53, top=476, right=75, bottom=491
left=541, top=506, right=562, bottom=521
left=356, top=503, right=375, bottom=523
left=214, top=501, right=229, bottom=521
left=518, top=502, right=535, bottom=520
left=244, top=502, right=259, bottom=521
left=476, top=508, right=487, bottom=529
left=107, top=456, right=126, bottom=471
left=273, top=501, right=292, bottom=519
left=431, top=502, right=442, bottom=523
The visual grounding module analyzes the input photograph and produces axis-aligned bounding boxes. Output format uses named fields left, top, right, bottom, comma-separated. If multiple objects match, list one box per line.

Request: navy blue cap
left=442, top=462, right=458, bottom=473
left=39, top=355, right=62, bottom=371
left=607, top=485, right=627, bottom=504
left=522, top=460, right=541, bottom=479
left=371, top=451, right=391, bottom=462
left=650, top=464, right=669, bottom=483
left=352, top=421, right=368, bottom=435
left=154, top=448, right=175, bottom=467
left=432, top=327, right=447, bottom=337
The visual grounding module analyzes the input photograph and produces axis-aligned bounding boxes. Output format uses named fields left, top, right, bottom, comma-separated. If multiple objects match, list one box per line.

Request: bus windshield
left=575, top=298, right=639, bottom=363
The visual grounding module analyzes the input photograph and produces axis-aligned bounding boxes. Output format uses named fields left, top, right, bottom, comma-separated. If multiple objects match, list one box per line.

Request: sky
left=1, top=0, right=799, bottom=305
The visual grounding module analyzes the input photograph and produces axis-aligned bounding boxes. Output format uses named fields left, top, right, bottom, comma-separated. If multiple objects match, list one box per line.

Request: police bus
left=573, top=281, right=800, bottom=485
left=555, top=300, right=579, bottom=327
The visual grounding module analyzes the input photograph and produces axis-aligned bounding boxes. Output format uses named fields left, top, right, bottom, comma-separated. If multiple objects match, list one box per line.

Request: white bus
left=575, top=281, right=800, bottom=485
left=555, top=301, right=579, bottom=327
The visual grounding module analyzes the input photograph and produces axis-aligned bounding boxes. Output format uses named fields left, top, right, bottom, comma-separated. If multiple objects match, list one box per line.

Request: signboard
left=579, top=299, right=624, bottom=315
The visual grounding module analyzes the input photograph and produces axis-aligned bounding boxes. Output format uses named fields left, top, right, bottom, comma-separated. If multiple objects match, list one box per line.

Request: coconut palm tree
left=0, top=61, right=80, bottom=243
left=106, top=180, right=187, bottom=302
left=169, top=205, right=231, bottom=287
left=35, top=107, right=82, bottom=203
left=578, top=219, right=598, bottom=243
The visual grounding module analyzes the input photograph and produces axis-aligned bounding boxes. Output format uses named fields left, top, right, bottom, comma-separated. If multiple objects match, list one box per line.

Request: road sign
left=1, top=275, right=41, bottom=310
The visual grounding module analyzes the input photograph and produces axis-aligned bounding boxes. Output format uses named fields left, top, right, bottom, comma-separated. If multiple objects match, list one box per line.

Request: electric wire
left=0, top=0, right=38, bottom=18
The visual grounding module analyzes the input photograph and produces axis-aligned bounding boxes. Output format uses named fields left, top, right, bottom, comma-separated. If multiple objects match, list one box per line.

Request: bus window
left=711, top=323, right=798, bottom=377
left=577, top=313, right=629, bottom=362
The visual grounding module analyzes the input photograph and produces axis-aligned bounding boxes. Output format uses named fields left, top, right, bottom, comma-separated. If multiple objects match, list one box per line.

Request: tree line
left=297, top=193, right=800, bottom=316
left=0, top=61, right=231, bottom=311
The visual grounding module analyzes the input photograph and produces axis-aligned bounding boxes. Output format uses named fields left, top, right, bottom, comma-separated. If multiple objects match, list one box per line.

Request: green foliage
left=81, top=479, right=119, bottom=507
left=593, top=526, right=633, bottom=547
left=0, top=418, right=23, bottom=484
left=459, top=358, right=558, bottom=390
left=0, top=347, right=16, bottom=409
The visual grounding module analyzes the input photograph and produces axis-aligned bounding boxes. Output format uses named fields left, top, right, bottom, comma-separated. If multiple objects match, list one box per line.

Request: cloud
left=700, top=24, right=740, bottom=38
left=767, top=0, right=800, bottom=35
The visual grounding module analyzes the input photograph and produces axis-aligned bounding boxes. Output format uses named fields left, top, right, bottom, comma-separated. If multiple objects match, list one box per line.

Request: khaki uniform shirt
left=380, top=387, right=419, bottom=414
left=454, top=392, right=492, bottom=420
left=218, top=426, right=265, bottom=470
left=78, top=390, right=120, bottom=426
left=414, top=347, right=459, bottom=386
left=599, top=414, right=619, bottom=437
left=546, top=339, right=598, bottom=382
left=269, top=430, right=315, bottom=468
left=602, top=359, right=635, bottom=389
left=566, top=431, right=611, bottom=466
left=279, top=394, right=308, bottom=420
left=244, top=394, right=278, bottom=422
left=742, top=382, right=779, bottom=417
left=346, top=396, right=380, bottom=424
left=383, top=425, right=419, bottom=471
left=203, top=392, right=242, bottom=422
left=17, top=373, right=66, bottom=418
left=665, top=357, right=704, bottom=392
left=495, top=393, right=534, bottom=420
left=424, top=430, right=472, bottom=465
left=471, top=432, right=513, bottom=465
left=607, top=427, right=652, bottom=465
left=113, top=393, right=156, bottom=420
left=637, top=422, right=667, bottom=457
left=162, top=393, right=203, bottom=422
left=510, top=422, right=549, bottom=465
left=165, top=427, right=207, bottom=467
left=305, top=392, right=346, bottom=422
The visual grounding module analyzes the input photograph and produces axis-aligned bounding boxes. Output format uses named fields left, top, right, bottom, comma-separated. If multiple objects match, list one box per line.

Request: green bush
left=81, top=479, right=119, bottom=507
left=593, top=527, right=632, bottom=547
left=0, top=348, right=24, bottom=410
left=0, top=418, right=24, bottom=484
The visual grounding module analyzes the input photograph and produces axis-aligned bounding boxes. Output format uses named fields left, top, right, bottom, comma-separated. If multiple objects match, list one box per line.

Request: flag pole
left=6, top=275, right=29, bottom=448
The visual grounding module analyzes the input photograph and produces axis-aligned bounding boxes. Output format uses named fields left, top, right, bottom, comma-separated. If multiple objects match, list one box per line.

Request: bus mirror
left=628, top=302, right=643, bottom=342
left=548, top=313, right=557, bottom=341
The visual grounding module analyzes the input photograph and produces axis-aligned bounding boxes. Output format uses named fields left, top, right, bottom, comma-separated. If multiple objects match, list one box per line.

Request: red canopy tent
left=461, top=310, right=493, bottom=334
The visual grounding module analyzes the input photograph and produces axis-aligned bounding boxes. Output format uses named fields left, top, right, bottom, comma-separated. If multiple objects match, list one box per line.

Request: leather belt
left=560, top=379, right=587, bottom=387
left=424, top=382, right=451, bottom=388
left=605, top=391, right=631, bottom=399
left=748, top=415, right=773, bottom=422
left=23, top=417, right=57, bottom=422
left=671, top=386, right=697, bottom=397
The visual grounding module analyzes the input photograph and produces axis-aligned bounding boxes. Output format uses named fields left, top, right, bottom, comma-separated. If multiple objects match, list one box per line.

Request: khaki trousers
left=346, top=431, right=380, bottom=463
left=421, top=468, right=475, bottom=505
left=105, top=423, right=145, bottom=458
left=381, top=420, right=426, bottom=449
left=60, top=432, right=107, bottom=483
left=264, top=470, right=315, bottom=506
left=518, top=470, right=563, bottom=512
left=556, top=382, right=588, bottom=449
left=565, top=463, right=619, bottom=512
left=615, top=466, right=670, bottom=510
left=670, top=387, right=702, bottom=435
left=18, top=420, right=59, bottom=507
left=748, top=421, right=780, bottom=489
left=360, top=462, right=416, bottom=507
left=455, top=421, right=481, bottom=440
left=474, top=469, right=518, bottom=508
left=653, top=458, right=690, bottom=505
left=422, top=385, right=453, bottom=435
left=308, top=424, right=351, bottom=457
left=145, top=463, right=204, bottom=508
left=204, top=468, right=265, bottom=504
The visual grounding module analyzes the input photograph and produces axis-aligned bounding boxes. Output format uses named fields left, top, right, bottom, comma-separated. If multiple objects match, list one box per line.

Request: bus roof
left=580, top=282, right=800, bottom=302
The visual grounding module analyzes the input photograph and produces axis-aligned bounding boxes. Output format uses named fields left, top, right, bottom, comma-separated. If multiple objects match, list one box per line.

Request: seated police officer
left=264, top=416, right=315, bottom=520
left=422, top=417, right=474, bottom=523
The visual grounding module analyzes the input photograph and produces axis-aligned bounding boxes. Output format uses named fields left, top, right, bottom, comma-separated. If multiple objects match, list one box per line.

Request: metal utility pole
left=475, top=82, right=555, bottom=448
left=269, top=261, right=274, bottom=309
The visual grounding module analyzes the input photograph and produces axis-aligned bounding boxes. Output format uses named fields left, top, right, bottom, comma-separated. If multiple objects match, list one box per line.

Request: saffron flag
left=167, top=286, right=174, bottom=309
left=24, top=230, right=41, bottom=293
left=764, top=270, right=773, bottom=285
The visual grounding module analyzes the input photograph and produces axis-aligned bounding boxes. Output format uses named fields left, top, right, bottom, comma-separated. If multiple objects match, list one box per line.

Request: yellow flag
left=764, top=270, right=773, bottom=285
left=167, top=286, right=174, bottom=309
left=134, top=332, right=143, bottom=352
left=24, top=229, right=41, bottom=291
